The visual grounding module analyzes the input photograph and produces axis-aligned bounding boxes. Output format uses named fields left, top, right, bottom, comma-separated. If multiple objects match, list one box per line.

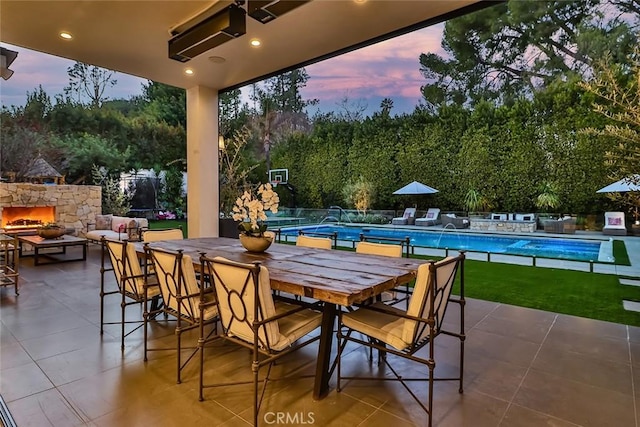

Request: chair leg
left=120, top=292, right=126, bottom=351
left=143, top=293, right=149, bottom=362
left=176, top=328, right=182, bottom=384
left=253, top=360, right=259, bottom=427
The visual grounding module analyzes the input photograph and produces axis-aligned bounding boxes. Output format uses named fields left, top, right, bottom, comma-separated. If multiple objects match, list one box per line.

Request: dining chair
left=336, top=252, right=466, bottom=427
left=100, top=237, right=162, bottom=351
left=142, top=227, right=184, bottom=242
left=296, top=234, right=333, bottom=249
left=357, top=237, right=412, bottom=307
left=145, top=246, right=218, bottom=384
left=198, top=256, right=323, bottom=426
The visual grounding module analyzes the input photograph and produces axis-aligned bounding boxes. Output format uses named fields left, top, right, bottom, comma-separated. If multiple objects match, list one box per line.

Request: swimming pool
left=279, top=225, right=609, bottom=263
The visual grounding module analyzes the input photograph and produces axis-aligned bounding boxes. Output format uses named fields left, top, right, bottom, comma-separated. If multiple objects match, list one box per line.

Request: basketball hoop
left=268, top=169, right=288, bottom=188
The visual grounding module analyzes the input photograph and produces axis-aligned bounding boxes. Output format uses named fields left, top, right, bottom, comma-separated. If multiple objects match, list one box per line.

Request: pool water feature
left=279, top=225, right=611, bottom=263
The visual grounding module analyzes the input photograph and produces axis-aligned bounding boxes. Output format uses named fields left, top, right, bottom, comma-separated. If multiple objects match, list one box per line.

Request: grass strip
left=613, top=239, right=631, bottom=266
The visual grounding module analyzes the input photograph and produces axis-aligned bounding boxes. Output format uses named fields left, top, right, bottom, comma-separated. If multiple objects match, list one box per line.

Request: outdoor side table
left=17, top=234, right=88, bottom=266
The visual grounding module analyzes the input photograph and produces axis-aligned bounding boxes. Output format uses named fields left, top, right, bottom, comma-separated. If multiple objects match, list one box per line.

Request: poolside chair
left=336, top=252, right=466, bottom=427
left=391, top=207, right=417, bottom=225
left=198, top=256, right=322, bottom=425
left=603, top=212, right=627, bottom=236
left=415, top=208, right=441, bottom=226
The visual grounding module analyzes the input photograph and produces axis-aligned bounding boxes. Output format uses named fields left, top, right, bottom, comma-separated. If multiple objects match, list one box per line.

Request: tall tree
left=64, top=62, right=117, bottom=108
left=419, top=0, right=638, bottom=108
left=250, top=68, right=317, bottom=174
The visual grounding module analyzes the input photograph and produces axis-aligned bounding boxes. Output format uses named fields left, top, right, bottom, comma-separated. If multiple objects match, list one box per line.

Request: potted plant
left=232, top=183, right=280, bottom=252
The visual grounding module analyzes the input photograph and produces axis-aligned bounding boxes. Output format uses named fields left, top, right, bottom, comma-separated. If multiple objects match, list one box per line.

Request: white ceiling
left=1, top=0, right=487, bottom=91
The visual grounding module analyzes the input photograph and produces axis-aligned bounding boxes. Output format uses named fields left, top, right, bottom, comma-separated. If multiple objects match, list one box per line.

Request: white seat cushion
left=271, top=302, right=322, bottom=351
left=342, top=302, right=409, bottom=351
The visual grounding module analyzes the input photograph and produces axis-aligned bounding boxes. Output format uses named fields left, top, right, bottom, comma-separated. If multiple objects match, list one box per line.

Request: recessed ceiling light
left=59, top=32, right=73, bottom=40
left=250, top=38, right=261, bottom=47
left=184, top=68, right=194, bottom=76
left=208, top=56, right=226, bottom=64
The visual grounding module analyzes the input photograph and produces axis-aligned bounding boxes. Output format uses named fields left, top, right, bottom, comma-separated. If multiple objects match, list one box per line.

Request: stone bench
left=470, top=218, right=536, bottom=233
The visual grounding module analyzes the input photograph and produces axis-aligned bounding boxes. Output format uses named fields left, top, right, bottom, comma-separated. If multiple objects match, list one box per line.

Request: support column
left=186, top=85, right=219, bottom=238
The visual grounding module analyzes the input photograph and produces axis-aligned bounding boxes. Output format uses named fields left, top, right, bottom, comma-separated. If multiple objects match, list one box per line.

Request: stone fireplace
left=0, top=183, right=101, bottom=235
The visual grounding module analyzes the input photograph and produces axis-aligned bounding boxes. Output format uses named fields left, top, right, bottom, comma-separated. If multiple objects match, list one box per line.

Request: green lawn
left=456, top=260, right=640, bottom=327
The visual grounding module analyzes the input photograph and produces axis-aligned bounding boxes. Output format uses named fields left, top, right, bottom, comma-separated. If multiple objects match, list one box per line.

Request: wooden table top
left=135, top=237, right=426, bottom=306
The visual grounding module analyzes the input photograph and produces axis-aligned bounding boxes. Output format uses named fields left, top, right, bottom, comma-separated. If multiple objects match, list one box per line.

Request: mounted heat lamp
left=247, top=0, right=311, bottom=24
left=168, top=2, right=246, bottom=63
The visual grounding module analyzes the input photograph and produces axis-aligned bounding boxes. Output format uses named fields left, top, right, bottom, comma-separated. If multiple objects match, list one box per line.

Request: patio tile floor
left=1, top=244, right=639, bottom=426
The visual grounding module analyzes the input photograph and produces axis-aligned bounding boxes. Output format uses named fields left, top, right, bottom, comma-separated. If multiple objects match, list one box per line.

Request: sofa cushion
left=95, top=214, right=112, bottom=230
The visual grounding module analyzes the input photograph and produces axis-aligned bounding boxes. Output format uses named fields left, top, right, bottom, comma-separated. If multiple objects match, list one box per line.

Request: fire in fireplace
left=1, top=206, right=56, bottom=230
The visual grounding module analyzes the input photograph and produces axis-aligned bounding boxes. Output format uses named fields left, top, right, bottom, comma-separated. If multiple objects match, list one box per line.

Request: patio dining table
left=134, top=237, right=424, bottom=399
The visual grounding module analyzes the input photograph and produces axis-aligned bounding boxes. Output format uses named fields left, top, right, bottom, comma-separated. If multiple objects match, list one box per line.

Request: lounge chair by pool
left=391, top=207, right=417, bottom=225
left=415, top=208, right=441, bottom=226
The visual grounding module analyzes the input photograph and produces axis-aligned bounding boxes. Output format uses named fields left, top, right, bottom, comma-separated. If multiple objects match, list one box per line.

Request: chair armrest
left=86, top=222, right=96, bottom=232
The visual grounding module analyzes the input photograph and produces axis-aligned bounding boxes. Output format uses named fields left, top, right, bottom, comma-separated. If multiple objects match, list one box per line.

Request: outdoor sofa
left=85, top=214, right=149, bottom=242
left=441, top=213, right=470, bottom=229
left=543, top=216, right=576, bottom=234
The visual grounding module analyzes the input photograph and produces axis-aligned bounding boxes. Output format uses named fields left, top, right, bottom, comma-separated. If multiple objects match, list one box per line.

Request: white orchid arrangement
left=232, top=183, right=280, bottom=236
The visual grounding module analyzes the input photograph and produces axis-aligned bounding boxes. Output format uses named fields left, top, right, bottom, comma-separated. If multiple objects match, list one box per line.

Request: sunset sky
left=0, top=23, right=444, bottom=116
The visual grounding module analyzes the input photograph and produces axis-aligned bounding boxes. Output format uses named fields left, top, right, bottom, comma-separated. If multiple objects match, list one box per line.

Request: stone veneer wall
left=469, top=218, right=536, bottom=233
left=0, top=183, right=101, bottom=236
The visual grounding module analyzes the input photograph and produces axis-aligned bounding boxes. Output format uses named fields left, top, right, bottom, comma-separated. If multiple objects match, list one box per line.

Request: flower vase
left=239, top=233, right=274, bottom=253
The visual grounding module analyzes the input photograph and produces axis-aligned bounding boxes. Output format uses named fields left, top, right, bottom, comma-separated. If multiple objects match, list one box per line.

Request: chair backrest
left=402, top=254, right=463, bottom=344
left=604, top=212, right=625, bottom=229
left=356, top=241, right=402, bottom=258
left=403, top=207, right=417, bottom=219
left=105, top=239, right=146, bottom=298
left=204, top=256, right=280, bottom=350
left=142, top=228, right=184, bottom=242
left=296, top=234, right=333, bottom=250
left=423, top=208, right=440, bottom=220
left=148, top=248, right=202, bottom=319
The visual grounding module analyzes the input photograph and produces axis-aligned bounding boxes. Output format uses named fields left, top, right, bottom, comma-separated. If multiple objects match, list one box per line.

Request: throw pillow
left=427, top=212, right=434, bottom=219
left=95, top=214, right=112, bottom=230
left=608, top=217, right=622, bottom=226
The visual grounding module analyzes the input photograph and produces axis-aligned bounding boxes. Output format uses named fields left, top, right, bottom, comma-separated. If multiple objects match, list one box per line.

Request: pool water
left=280, top=225, right=606, bottom=263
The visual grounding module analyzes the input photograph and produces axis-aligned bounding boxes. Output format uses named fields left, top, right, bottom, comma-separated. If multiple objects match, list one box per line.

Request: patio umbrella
left=393, top=181, right=439, bottom=195
left=596, top=175, right=640, bottom=193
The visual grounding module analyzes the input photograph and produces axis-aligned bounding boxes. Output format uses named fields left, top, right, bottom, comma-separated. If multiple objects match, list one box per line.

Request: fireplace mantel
left=0, top=183, right=101, bottom=236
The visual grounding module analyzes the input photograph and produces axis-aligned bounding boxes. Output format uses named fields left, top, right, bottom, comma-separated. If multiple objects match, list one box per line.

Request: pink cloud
left=302, top=25, right=445, bottom=110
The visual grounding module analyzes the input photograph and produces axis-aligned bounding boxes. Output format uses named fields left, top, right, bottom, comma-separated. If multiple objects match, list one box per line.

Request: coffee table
left=17, top=235, right=88, bottom=266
